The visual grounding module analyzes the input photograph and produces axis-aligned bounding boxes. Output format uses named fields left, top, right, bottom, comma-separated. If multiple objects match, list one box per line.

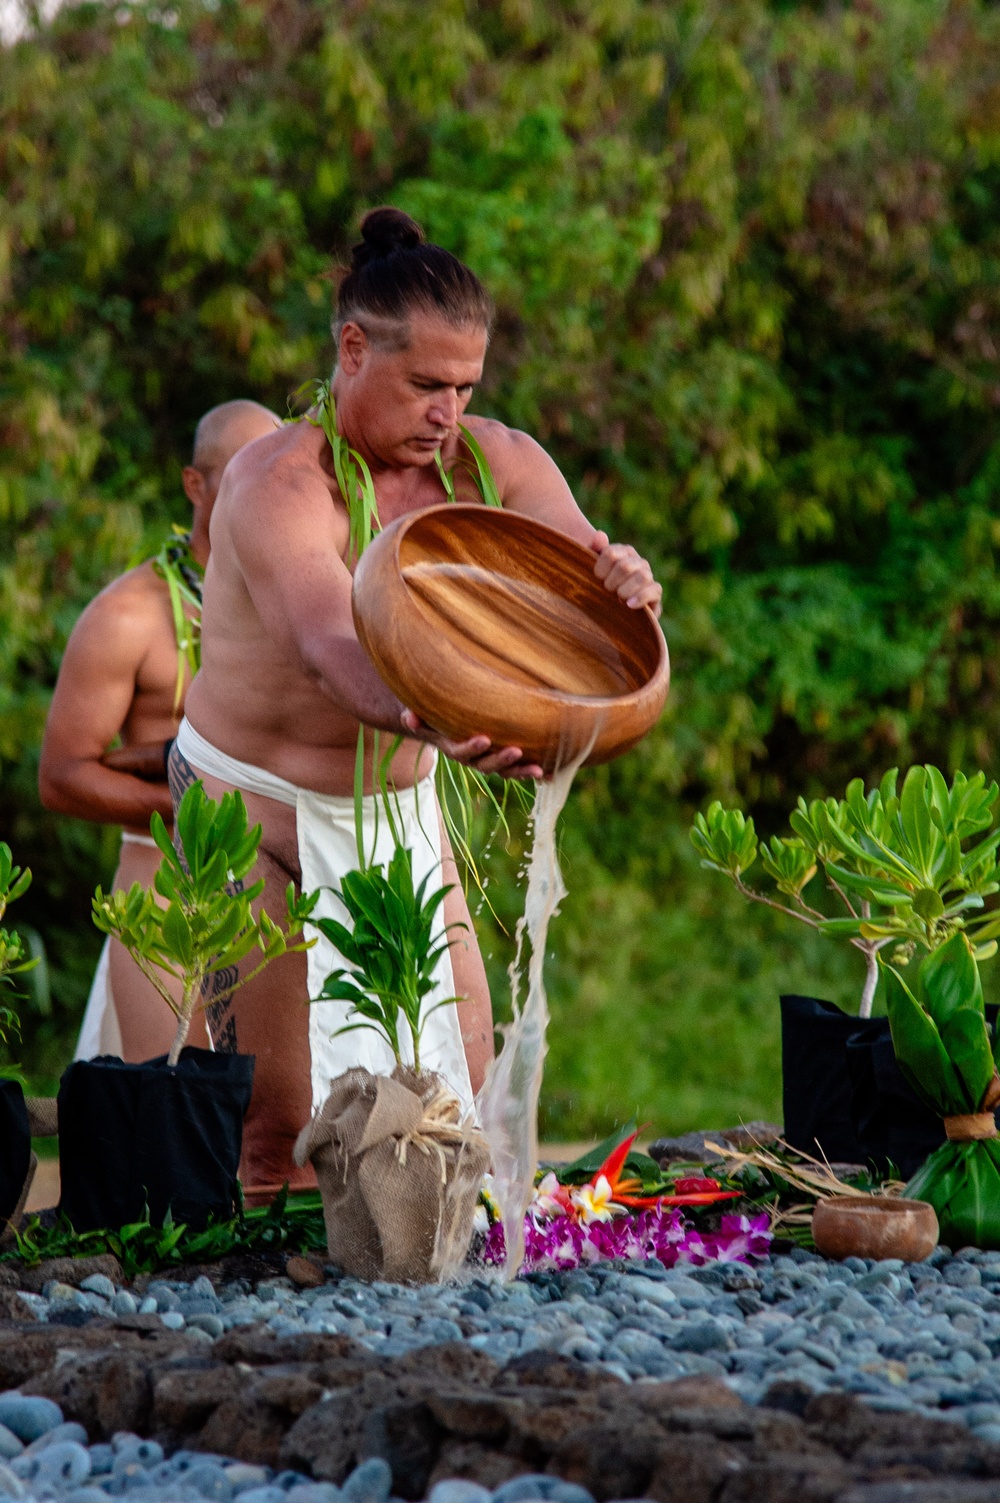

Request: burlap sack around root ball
left=293, top=1065, right=490, bottom=1284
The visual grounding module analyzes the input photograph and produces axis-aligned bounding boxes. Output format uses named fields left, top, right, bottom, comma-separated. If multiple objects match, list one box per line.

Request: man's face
left=343, top=311, right=488, bottom=469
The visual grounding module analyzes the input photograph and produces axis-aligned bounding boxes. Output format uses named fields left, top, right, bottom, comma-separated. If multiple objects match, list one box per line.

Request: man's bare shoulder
left=462, top=414, right=540, bottom=468
left=78, top=561, right=167, bottom=630
left=222, top=418, right=332, bottom=510
left=461, top=415, right=580, bottom=524
left=60, top=561, right=169, bottom=675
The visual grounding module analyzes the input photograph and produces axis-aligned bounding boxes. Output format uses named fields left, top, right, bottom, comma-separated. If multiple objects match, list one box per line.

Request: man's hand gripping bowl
left=400, top=534, right=662, bottom=781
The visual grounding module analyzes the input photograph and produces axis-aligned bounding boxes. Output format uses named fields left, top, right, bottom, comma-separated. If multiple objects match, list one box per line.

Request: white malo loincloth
left=74, top=831, right=157, bottom=1061
left=174, top=717, right=474, bottom=1117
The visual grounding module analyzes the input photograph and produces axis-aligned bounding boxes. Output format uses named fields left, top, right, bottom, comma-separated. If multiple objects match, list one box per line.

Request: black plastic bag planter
left=781, top=994, right=999, bottom=1178
left=781, top=995, right=869, bottom=1165
left=845, top=1022, right=946, bottom=1179
left=0, top=1080, right=31, bottom=1229
left=57, top=1048, right=254, bottom=1232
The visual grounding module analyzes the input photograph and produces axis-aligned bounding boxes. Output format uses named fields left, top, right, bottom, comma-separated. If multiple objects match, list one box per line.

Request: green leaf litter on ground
left=2, top=1186, right=327, bottom=1278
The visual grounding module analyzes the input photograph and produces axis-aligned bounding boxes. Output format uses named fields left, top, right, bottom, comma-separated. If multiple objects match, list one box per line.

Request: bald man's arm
left=39, top=581, right=175, bottom=828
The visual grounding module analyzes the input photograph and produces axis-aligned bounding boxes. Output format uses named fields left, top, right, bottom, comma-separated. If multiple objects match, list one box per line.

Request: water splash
left=475, top=749, right=588, bottom=1278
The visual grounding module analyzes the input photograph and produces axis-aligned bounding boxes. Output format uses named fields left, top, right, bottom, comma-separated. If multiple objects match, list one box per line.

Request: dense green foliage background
left=5, top=0, right=1000, bottom=1133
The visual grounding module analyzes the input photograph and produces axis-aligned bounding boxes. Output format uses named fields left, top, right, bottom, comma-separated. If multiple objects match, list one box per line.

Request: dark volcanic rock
left=0, top=1318, right=998, bottom=1499
left=0, top=1287, right=34, bottom=1320
left=14, top=1254, right=124, bottom=1293
left=838, top=1486, right=1000, bottom=1502
left=550, top=1419, right=660, bottom=1500
left=647, top=1122, right=782, bottom=1165
left=360, top=1399, right=443, bottom=1499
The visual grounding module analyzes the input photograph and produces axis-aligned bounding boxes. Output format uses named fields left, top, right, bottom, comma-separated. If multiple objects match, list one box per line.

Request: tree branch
left=826, top=874, right=859, bottom=918
left=732, top=878, right=822, bottom=929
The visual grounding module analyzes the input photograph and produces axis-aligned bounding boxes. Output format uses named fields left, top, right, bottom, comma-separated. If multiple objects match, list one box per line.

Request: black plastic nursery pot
left=0, top=1079, right=31, bottom=1228
left=57, top=1048, right=254, bottom=1232
left=780, top=995, right=999, bottom=1180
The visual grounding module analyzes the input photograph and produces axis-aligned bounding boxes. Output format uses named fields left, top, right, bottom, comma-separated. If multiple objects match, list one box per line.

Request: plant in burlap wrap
left=294, top=1065, right=489, bottom=1283
left=296, top=845, right=489, bottom=1282
left=886, top=932, right=1000, bottom=1248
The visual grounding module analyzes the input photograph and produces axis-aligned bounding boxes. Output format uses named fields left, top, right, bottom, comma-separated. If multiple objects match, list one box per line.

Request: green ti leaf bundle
left=312, top=843, right=464, bottom=1075
left=885, top=933, right=1000, bottom=1249
left=92, top=783, right=318, bottom=1066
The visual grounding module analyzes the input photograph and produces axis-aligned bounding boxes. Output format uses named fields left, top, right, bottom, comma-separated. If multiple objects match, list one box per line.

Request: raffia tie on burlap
left=395, top=1086, right=472, bottom=1179
left=294, top=1065, right=490, bottom=1284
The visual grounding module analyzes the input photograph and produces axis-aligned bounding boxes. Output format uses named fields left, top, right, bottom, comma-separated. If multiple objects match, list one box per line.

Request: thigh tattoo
left=203, top=955, right=241, bottom=1053
left=167, top=742, right=198, bottom=807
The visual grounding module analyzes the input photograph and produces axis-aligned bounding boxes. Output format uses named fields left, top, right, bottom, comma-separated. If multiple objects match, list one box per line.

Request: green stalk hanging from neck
left=310, top=380, right=381, bottom=564
left=152, top=526, right=204, bottom=715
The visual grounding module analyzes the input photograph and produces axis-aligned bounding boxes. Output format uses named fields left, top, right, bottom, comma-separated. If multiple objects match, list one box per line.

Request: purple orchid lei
left=481, top=1204, right=771, bottom=1273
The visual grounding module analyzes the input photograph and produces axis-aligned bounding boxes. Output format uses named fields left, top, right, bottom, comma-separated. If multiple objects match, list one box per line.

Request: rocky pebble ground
left=5, top=1245, right=1000, bottom=1498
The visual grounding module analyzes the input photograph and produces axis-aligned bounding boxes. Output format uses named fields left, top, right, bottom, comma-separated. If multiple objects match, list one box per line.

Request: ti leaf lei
left=152, top=526, right=204, bottom=716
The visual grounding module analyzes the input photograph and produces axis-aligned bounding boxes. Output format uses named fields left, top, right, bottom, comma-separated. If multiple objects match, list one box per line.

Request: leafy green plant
left=4, top=1186, right=326, bottom=1277
left=691, top=767, right=1000, bottom=1016
left=0, top=844, right=35, bottom=1049
left=313, top=843, right=464, bottom=1074
left=93, top=783, right=318, bottom=1066
left=884, top=933, right=1000, bottom=1249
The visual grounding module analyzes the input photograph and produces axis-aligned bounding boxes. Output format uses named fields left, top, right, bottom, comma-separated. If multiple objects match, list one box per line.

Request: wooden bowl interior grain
left=396, top=508, right=664, bottom=702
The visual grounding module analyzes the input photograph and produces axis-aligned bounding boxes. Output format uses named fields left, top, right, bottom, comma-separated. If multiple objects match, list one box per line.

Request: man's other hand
left=400, top=710, right=543, bottom=780
left=102, top=742, right=170, bottom=782
left=590, top=531, right=662, bottom=616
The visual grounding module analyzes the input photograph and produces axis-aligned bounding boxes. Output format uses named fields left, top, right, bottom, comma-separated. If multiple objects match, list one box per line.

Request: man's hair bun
left=336, top=205, right=493, bottom=344
left=352, top=208, right=424, bottom=270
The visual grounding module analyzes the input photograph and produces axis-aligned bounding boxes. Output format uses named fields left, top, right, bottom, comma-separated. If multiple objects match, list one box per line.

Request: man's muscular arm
left=234, top=462, right=411, bottom=731
left=39, top=578, right=175, bottom=827
left=234, top=458, right=542, bottom=778
left=466, top=420, right=663, bottom=616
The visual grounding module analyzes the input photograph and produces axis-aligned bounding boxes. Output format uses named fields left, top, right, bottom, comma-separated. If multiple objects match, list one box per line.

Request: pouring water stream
left=475, top=739, right=594, bottom=1278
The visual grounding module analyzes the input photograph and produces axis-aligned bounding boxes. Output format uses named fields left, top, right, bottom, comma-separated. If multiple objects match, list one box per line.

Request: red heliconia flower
left=582, top=1135, right=740, bottom=1210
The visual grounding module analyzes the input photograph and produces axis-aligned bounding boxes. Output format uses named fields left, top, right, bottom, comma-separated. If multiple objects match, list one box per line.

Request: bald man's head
left=182, top=400, right=282, bottom=561
left=191, top=399, right=282, bottom=477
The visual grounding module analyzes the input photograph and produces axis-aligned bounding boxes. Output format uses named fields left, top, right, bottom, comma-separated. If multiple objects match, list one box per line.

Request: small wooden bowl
left=352, top=505, right=670, bottom=771
left=811, top=1195, right=939, bottom=1263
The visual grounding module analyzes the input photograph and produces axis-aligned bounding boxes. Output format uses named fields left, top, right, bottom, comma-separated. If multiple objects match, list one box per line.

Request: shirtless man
left=39, top=400, right=281, bottom=1061
left=173, top=208, right=662, bottom=1199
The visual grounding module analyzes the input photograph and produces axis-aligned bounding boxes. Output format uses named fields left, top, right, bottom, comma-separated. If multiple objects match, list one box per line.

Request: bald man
left=40, top=401, right=281, bottom=1061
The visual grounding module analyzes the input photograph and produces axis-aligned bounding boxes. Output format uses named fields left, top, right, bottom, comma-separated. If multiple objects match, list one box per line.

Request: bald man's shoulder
left=64, top=560, right=173, bottom=664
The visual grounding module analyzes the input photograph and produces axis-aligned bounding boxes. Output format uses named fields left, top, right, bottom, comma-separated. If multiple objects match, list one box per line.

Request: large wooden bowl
left=812, top=1196, right=939, bottom=1262
left=352, top=504, right=669, bottom=771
